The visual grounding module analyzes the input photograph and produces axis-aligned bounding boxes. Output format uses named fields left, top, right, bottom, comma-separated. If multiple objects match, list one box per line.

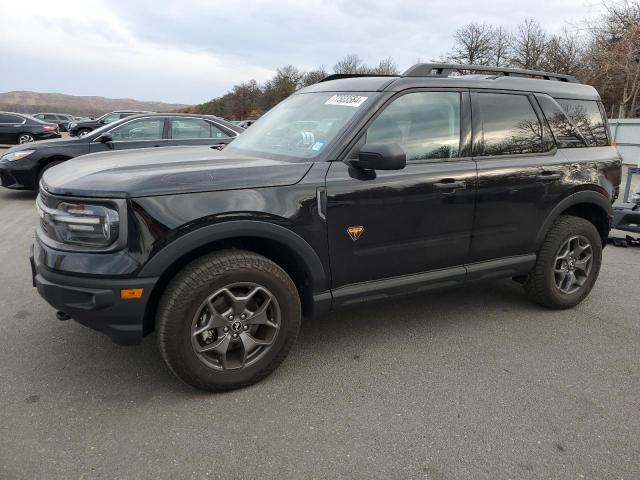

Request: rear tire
left=17, top=133, right=35, bottom=144
left=525, top=215, right=602, bottom=309
left=156, top=250, right=301, bottom=392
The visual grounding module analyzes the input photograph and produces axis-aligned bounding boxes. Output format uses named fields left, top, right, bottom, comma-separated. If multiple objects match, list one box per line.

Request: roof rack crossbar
left=402, top=63, right=578, bottom=83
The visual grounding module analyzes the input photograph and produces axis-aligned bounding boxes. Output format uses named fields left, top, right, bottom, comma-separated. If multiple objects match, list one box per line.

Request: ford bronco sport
left=31, top=64, right=622, bottom=391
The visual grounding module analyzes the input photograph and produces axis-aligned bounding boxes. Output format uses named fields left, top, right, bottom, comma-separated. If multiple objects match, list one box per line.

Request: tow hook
left=56, top=311, right=71, bottom=321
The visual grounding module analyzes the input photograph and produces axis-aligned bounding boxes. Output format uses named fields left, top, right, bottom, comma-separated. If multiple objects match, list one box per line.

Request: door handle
left=536, top=171, right=562, bottom=181
left=211, top=143, right=227, bottom=150
left=434, top=180, right=466, bottom=192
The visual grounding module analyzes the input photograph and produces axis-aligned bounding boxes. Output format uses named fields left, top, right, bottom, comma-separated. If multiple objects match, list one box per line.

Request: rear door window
left=0, top=114, right=23, bottom=123
left=171, top=118, right=231, bottom=139
left=476, top=93, right=546, bottom=156
left=555, top=99, right=609, bottom=146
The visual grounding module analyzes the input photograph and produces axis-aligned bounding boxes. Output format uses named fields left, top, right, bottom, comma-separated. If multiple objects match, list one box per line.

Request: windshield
left=226, top=92, right=377, bottom=160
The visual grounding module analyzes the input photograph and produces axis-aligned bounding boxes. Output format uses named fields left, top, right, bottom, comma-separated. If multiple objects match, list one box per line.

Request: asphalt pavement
left=0, top=155, right=638, bottom=480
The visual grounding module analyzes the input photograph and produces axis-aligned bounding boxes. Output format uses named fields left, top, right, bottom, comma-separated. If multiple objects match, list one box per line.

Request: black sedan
left=0, top=112, right=60, bottom=145
left=68, top=110, right=153, bottom=137
left=33, top=113, right=75, bottom=132
left=0, top=113, right=242, bottom=190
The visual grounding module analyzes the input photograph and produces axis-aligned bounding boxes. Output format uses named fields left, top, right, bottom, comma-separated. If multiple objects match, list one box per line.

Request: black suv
left=31, top=64, right=622, bottom=392
left=0, top=114, right=242, bottom=190
left=68, top=110, right=153, bottom=137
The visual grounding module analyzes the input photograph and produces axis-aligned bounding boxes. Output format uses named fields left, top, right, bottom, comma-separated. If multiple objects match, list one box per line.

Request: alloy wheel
left=553, top=235, right=593, bottom=294
left=18, top=134, right=34, bottom=144
left=190, top=283, right=281, bottom=371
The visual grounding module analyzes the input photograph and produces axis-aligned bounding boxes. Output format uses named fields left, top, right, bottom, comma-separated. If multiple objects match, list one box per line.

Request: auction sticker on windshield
left=325, top=95, right=368, bottom=107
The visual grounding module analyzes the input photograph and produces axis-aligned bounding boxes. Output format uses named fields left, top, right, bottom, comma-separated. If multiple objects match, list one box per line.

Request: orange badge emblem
left=347, top=226, right=364, bottom=241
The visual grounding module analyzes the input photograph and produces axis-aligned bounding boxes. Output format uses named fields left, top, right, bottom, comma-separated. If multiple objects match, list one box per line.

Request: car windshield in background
left=225, top=92, right=377, bottom=160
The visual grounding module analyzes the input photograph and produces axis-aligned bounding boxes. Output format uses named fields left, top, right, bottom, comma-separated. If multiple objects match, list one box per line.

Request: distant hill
left=0, top=91, right=190, bottom=117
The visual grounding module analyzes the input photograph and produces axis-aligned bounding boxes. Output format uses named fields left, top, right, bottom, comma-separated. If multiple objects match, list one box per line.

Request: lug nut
left=232, top=333, right=239, bottom=338
left=243, top=325, right=249, bottom=331
left=228, top=315, right=234, bottom=320
left=240, top=314, right=246, bottom=320
left=223, top=327, right=229, bottom=333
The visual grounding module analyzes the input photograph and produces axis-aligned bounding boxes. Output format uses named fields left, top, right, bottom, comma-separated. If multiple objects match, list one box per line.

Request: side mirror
left=350, top=142, right=406, bottom=171
left=95, top=132, right=113, bottom=143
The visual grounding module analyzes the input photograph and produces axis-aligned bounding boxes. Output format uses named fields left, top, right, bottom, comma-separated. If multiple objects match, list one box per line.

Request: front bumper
left=31, top=244, right=159, bottom=345
left=612, top=204, right=640, bottom=233
left=0, top=158, right=38, bottom=190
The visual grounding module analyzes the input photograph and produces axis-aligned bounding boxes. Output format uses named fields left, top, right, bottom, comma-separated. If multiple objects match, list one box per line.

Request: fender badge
left=347, top=226, right=364, bottom=241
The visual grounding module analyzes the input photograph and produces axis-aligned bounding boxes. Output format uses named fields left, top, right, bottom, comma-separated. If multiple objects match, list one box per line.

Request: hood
left=41, top=146, right=314, bottom=198
left=3, top=137, right=84, bottom=155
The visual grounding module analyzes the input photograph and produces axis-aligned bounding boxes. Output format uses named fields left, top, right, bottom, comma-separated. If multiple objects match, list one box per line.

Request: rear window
left=477, top=93, right=546, bottom=156
left=555, top=99, right=609, bottom=146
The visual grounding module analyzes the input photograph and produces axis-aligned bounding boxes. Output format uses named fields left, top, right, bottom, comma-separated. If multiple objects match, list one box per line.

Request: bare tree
left=447, top=22, right=495, bottom=65
left=511, top=18, right=547, bottom=70
left=370, top=57, right=400, bottom=75
left=582, top=1, right=640, bottom=117
left=301, top=67, right=328, bottom=87
left=333, top=54, right=368, bottom=74
left=542, top=28, right=584, bottom=75
left=491, top=26, right=513, bottom=67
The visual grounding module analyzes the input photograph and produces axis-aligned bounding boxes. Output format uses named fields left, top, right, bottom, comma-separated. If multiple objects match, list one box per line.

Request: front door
left=326, top=90, right=477, bottom=293
left=90, top=117, right=168, bottom=153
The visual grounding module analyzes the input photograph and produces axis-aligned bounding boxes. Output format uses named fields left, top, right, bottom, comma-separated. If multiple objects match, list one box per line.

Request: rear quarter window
left=555, top=99, right=609, bottom=146
left=536, top=95, right=587, bottom=148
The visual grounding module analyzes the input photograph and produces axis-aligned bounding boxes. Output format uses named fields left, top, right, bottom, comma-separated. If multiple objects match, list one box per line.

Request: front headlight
left=2, top=150, right=35, bottom=162
left=37, top=195, right=120, bottom=248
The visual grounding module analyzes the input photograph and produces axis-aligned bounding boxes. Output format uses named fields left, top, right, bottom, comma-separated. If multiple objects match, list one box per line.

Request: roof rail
left=402, top=63, right=578, bottom=83
left=320, top=73, right=398, bottom=82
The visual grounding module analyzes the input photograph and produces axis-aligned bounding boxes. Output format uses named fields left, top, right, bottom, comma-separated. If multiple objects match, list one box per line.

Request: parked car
left=0, top=114, right=242, bottom=190
left=31, top=63, right=621, bottom=392
left=235, top=119, right=256, bottom=129
left=33, top=113, right=75, bottom=132
left=68, top=110, right=154, bottom=137
left=0, top=112, right=60, bottom=145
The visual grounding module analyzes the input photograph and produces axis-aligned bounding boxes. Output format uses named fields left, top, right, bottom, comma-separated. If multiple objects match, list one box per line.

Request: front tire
left=525, top=215, right=602, bottom=309
left=77, top=128, right=92, bottom=137
left=156, top=250, right=301, bottom=392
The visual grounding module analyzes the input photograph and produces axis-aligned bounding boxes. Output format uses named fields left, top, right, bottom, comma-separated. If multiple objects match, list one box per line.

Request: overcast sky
left=0, top=0, right=606, bottom=105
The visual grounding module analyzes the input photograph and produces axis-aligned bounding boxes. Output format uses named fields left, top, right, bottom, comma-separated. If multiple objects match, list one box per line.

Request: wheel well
left=38, top=156, right=71, bottom=181
left=561, top=203, right=610, bottom=246
left=142, top=237, right=314, bottom=335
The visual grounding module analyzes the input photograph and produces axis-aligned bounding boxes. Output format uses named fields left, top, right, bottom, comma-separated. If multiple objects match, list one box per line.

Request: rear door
left=326, top=90, right=477, bottom=291
left=0, top=114, right=25, bottom=143
left=469, top=91, right=567, bottom=267
left=168, top=117, right=237, bottom=148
